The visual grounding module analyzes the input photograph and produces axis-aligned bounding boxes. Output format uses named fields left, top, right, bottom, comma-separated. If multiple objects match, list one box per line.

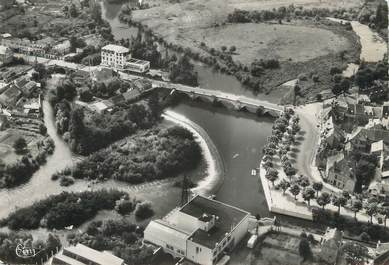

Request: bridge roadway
left=119, top=72, right=283, bottom=114
left=15, top=54, right=283, bottom=114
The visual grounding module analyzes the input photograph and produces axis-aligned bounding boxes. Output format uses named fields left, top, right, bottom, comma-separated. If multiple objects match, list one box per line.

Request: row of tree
left=1, top=189, right=126, bottom=230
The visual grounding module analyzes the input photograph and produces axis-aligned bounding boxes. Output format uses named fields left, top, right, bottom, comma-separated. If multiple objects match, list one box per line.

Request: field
left=0, top=128, right=42, bottom=164
left=132, top=0, right=363, bottom=61
left=184, top=22, right=352, bottom=65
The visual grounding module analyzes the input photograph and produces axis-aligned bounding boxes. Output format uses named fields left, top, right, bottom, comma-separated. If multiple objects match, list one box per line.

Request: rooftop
left=102, top=44, right=129, bottom=54
left=63, top=243, right=124, bottom=265
left=128, top=58, right=150, bottom=65
left=181, top=196, right=249, bottom=249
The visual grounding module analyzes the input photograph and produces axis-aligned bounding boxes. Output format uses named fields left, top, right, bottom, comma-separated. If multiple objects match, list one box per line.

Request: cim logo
left=15, top=244, right=44, bottom=259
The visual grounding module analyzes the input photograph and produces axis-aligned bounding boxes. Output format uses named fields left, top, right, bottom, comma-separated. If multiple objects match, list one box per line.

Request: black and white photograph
left=0, top=0, right=388, bottom=264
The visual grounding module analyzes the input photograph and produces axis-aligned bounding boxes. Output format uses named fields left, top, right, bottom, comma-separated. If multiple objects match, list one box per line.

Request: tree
left=221, top=46, right=227, bottom=52
left=317, top=192, right=331, bottom=209
left=332, top=195, right=347, bottom=214
left=39, top=124, right=47, bottom=135
left=229, top=46, right=236, bottom=53
left=375, top=3, right=388, bottom=29
left=298, top=175, right=310, bottom=189
left=135, top=201, right=154, bottom=220
left=302, top=187, right=315, bottom=206
left=351, top=199, right=363, bottom=221
left=289, top=184, right=300, bottom=200
left=284, top=165, right=296, bottom=180
left=299, top=238, right=312, bottom=261
left=379, top=207, right=389, bottom=227
left=341, top=242, right=369, bottom=265
left=79, top=89, right=93, bottom=102
left=68, top=3, right=78, bottom=17
left=169, top=54, right=198, bottom=86
left=279, top=179, right=290, bottom=195
left=265, top=168, right=279, bottom=187
left=366, top=203, right=378, bottom=224
left=13, top=137, right=27, bottom=154
left=91, top=4, right=103, bottom=24
left=312, top=182, right=323, bottom=198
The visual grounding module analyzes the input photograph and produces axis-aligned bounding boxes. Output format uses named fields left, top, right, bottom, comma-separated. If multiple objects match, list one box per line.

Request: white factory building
left=101, top=44, right=130, bottom=70
left=144, top=195, right=251, bottom=265
left=100, top=44, right=150, bottom=73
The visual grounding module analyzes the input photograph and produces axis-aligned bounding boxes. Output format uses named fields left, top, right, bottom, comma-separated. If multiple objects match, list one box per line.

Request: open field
left=185, top=22, right=352, bottom=65
left=131, top=0, right=363, bottom=56
left=0, top=128, right=43, bottom=164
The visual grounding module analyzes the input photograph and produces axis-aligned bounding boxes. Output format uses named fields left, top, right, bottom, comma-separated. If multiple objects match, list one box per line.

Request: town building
left=126, top=58, right=150, bottom=73
left=144, top=195, right=251, bottom=265
left=52, top=40, right=71, bottom=56
left=0, top=115, right=8, bottom=131
left=324, top=152, right=355, bottom=192
left=1, top=37, right=54, bottom=56
left=318, top=228, right=343, bottom=265
left=0, top=45, right=13, bottom=65
left=0, top=84, right=22, bottom=106
left=51, top=243, right=125, bottom=265
left=101, top=44, right=130, bottom=69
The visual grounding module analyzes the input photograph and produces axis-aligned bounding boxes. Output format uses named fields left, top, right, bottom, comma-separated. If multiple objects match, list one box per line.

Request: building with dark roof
left=144, top=195, right=250, bottom=265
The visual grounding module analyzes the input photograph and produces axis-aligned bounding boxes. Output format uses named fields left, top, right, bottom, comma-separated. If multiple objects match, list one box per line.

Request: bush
left=116, top=199, right=135, bottom=215
left=60, top=176, right=75, bottom=187
left=298, top=73, right=307, bottom=81
left=13, top=137, right=27, bottom=154
left=135, top=201, right=154, bottom=220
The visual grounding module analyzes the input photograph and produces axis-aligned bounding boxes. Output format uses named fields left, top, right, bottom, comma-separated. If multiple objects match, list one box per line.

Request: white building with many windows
left=144, top=195, right=251, bottom=265
left=101, top=44, right=130, bottom=70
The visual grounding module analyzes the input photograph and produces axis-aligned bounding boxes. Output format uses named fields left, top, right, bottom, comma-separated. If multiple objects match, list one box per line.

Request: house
left=374, top=241, right=389, bottom=265
left=89, top=100, right=114, bottom=114
left=133, top=79, right=152, bottom=92
left=23, top=97, right=41, bottom=116
left=144, top=195, right=251, bottom=265
left=318, top=228, right=343, bottom=265
left=320, top=116, right=344, bottom=149
left=51, top=243, right=125, bottom=265
left=324, top=152, right=355, bottom=192
left=0, top=45, right=13, bottom=65
left=0, top=115, right=8, bottom=131
left=0, top=85, right=21, bottom=106
left=90, top=67, right=115, bottom=84
left=101, top=44, right=130, bottom=70
left=52, top=40, right=71, bottom=56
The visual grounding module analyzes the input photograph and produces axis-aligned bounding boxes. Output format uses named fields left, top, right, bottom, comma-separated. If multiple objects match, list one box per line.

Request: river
left=327, top=17, right=387, bottom=77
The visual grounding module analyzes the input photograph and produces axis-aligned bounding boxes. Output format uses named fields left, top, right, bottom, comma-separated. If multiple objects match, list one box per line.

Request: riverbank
left=162, top=110, right=224, bottom=196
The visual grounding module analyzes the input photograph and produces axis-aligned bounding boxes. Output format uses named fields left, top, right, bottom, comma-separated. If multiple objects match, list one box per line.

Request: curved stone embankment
left=162, top=110, right=225, bottom=197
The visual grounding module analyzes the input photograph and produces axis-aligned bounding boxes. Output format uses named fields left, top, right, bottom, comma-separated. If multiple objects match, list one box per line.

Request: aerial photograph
left=0, top=0, right=387, bottom=264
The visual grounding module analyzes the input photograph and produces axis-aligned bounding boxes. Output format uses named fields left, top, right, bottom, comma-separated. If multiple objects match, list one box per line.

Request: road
left=16, top=53, right=283, bottom=113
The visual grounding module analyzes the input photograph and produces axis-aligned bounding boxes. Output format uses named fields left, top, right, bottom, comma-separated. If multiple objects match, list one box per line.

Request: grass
left=0, top=129, right=41, bottom=164
left=185, top=22, right=352, bottom=65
